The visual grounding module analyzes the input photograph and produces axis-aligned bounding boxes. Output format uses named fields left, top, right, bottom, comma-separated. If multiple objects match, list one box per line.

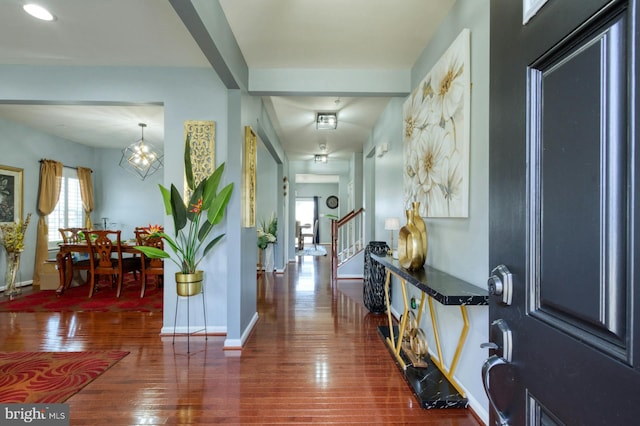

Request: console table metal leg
left=449, top=306, right=469, bottom=378
left=426, top=296, right=468, bottom=398
left=384, top=270, right=408, bottom=369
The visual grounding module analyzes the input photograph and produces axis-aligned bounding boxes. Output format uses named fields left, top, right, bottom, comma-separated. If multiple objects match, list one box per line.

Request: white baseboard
left=224, top=312, right=259, bottom=349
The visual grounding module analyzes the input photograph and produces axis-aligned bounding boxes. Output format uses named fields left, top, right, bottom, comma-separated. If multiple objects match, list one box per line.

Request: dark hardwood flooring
left=0, top=250, right=483, bottom=425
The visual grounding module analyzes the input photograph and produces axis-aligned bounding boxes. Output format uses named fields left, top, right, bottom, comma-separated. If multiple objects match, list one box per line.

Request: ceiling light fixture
left=316, top=112, right=337, bottom=130
left=119, top=123, right=164, bottom=180
left=314, top=154, right=328, bottom=164
left=23, top=4, right=55, bottom=21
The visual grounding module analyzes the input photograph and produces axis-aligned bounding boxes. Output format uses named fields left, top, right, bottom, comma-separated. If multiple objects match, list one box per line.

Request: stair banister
left=331, top=208, right=365, bottom=282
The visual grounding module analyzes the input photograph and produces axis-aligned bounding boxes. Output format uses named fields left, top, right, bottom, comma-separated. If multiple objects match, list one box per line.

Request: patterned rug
left=296, top=245, right=327, bottom=256
left=0, top=351, right=129, bottom=403
left=0, top=278, right=162, bottom=313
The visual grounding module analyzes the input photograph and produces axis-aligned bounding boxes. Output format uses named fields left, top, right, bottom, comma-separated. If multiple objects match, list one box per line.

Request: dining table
left=55, top=240, right=140, bottom=295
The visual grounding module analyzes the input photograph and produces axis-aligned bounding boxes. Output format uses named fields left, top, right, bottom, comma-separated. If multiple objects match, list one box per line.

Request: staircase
left=330, top=208, right=365, bottom=281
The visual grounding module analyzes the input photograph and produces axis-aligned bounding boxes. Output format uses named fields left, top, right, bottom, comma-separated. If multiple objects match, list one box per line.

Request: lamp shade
left=384, top=217, right=400, bottom=230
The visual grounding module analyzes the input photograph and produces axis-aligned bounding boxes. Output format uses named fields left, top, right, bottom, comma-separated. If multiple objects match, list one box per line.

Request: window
left=47, top=168, right=84, bottom=247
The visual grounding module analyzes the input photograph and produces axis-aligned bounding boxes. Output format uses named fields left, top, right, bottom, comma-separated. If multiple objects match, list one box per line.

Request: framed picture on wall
left=184, top=120, right=216, bottom=200
left=243, top=126, right=257, bottom=227
left=0, top=165, right=23, bottom=225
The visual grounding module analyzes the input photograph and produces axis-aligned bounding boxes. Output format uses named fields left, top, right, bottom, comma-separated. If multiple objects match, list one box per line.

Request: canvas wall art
left=403, top=28, right=470, bottom=218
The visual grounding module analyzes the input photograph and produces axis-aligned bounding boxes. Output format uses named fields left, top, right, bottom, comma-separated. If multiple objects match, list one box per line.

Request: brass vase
left=175, top=270, right=204, bottom=296
left=411, top=201, right=428, bottom=261
left=398, top=209, right=425, bottom=271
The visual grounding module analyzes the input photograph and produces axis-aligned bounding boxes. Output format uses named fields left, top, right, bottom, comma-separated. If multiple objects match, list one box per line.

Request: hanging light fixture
left=119, top=123, right=164, bottom=180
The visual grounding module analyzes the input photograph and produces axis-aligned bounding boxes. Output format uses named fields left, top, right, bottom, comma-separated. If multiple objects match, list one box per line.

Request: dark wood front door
left=487, top=1, right=640, bottom=424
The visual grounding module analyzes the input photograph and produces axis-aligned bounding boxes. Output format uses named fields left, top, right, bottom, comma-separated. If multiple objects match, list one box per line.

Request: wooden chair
left=135, top=227, right=164, bottom=298
left=85, top=230, right=139, bottom=298
left=58, top=227, right=91, bottom=286
left=295, top=221, right=303, bottom=251
left=301, top=220, right=318, bottom=249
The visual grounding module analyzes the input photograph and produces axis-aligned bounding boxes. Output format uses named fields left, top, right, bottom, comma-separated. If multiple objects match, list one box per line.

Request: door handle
left=482, top=355, right=510, bottom=426
left=488, top=264, right=513, bottom=305
left=481, top=318, right=513, bottom=425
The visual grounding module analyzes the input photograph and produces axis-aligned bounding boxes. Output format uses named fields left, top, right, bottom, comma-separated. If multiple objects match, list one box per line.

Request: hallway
left=0, top=252, right=482, bottom=425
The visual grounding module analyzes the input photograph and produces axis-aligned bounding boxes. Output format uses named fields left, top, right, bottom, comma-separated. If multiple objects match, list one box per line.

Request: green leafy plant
left=257, top=212, right=277, bottom=250
left=134, top=135, right=234, bottom=274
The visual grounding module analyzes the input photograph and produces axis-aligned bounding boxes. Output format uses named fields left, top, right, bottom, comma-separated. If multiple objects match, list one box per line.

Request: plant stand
left=173, top=289, right=208, bottom=354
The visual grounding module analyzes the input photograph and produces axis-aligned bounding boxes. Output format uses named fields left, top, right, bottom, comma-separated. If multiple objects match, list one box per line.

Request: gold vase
left=175, top=270, right=204, bottom=296
left=411, top=201, right=428, bottom=260
left=398, top=209, right=425, bottom=271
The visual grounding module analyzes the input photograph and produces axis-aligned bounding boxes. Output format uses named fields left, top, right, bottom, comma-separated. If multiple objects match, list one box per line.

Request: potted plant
left=135, top=135, right=234, bottom=296
left=257, top=212, right=277, bottom=271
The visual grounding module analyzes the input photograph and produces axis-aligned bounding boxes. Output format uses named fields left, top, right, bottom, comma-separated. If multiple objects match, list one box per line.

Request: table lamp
left=384, top=217, right=400, bottom=259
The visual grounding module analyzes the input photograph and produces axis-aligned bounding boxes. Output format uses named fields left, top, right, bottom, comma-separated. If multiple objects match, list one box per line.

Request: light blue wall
left=92, top=147, right=164, bottom=240
left=0, top=64, right=235, bottom=336
left=0, top=118, right=95, bottom=284
left=363, top=0, right=490, bottom=421
left=0, top=119, right=164, bottom=288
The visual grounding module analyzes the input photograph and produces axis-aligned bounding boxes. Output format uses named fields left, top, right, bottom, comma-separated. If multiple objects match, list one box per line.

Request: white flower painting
left=403, top=29, right=470, bottom=218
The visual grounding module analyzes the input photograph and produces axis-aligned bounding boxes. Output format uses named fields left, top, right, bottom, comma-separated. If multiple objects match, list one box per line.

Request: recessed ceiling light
left=23, top=4, right=56, bottom=21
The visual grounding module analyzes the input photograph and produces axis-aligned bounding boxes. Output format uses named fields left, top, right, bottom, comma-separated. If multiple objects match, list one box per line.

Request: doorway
left=295, top=198, right=316, bottom=247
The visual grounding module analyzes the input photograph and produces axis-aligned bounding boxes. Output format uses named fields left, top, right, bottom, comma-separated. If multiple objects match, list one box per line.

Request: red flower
left=190, top=198, right=203, bottom=214
left=146, top=224, right=162, bottom=234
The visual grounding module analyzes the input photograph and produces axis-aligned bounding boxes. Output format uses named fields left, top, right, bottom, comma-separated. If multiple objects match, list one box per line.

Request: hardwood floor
left=0, top=251, right=483, bottom=425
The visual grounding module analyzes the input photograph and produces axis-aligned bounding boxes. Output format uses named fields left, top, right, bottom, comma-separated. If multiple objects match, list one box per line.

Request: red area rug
left=0, top=278, right=162, bottom=313
left=0, top=351, right=129, bottom=403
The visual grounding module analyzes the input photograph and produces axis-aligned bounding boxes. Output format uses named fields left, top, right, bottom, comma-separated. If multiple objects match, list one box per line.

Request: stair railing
left=331, top=207, right=365, bottom=281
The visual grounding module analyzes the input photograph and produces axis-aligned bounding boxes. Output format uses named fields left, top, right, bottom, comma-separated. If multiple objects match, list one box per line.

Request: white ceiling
left=0, top=0, right=454, bottom=160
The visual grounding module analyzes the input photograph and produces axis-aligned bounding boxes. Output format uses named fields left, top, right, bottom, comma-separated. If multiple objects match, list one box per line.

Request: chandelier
left=119, top=123, right=163, bottom=180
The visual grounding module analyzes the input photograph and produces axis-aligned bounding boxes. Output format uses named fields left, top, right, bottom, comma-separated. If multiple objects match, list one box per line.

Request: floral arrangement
left=137, top=224, right=163, bottom=241
left=134, top=136, right=234, bottom=275
left=257, top=212, right=277, bottom=250
left=0, top=213, right=31, bottom=253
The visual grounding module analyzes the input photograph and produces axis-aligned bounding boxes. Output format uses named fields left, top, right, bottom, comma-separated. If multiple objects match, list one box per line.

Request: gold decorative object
left=410, top=328, right=429, bottom=361
left=411, top=201, right=428, bottom=260
left=184, top=120, right=215, bottom=199
left=398, top=208, right=425, bottom=270
left=243, top=126, right=257, bottom=227
left=175, top=270, right=204, bottom=297
left=400, top=311, right=418, bottom=341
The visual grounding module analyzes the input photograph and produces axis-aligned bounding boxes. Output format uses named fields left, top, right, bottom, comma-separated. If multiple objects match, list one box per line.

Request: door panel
left=488, top=0, right=640, bottom=424
left=530, top=8, right=629, bottom=357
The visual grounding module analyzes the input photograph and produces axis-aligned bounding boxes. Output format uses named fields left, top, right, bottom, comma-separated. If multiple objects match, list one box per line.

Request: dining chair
left=58, top=227, right=91, bottom=286
left=134, top=226, right=164, bottom=298
left=295, top=221, right=303, bottom=251
left=85, top=229, right=139, bottom=298
left=301, top=220, right=318, bottom=249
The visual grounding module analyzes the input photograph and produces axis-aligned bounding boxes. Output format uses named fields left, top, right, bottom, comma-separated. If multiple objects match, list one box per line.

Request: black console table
left=371, top=254, right=488, bottom=409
